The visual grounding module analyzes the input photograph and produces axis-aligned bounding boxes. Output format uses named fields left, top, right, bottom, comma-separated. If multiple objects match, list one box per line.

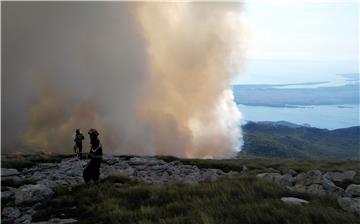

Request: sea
left=238, top=104, right=360, bottom=130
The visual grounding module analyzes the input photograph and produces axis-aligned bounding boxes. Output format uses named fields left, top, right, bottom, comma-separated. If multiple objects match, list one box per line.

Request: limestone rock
left=32, top=218, right=78, bottom=224
left=281, top=197, right=309, bottom=205
left=322, top=180, right=345, bottom=197
left=279, top=167, right=298, bottom=176
left=256, top=173, right=294, bottom=187
left=14, top=214, right=32, bottom=224
left=337, top=197, right=360, bottom=215
left=257, top=173, right=281, bottom=181
left=102, top=155, right=119, bottom=165
left=2, top=206, right=21, bottom=219
left=2, top=168, right=20, bottom=176
left=345, top=184, right=360, bottom=197
left=307, top=184, right=326, bottom=196
left=15, top=184, right=54, bottom=204
left=324, top=171, right=356, bottom=182
left=2, top=190, right=15, bottom=199
left=295, top=170, right=323, bottom=186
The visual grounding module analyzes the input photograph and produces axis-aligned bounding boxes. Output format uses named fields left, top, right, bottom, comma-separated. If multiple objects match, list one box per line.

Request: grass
left=157, top=156, right=360, bottom=182
left=1, top=154, right=73, bottom=170
left=2, top=154, right=359, bottom=223
left=32, top=175, right=360, bottom=224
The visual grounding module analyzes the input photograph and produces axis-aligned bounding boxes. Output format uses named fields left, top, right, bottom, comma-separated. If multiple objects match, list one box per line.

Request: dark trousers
left=74, top=143, right=83, bottom=157
left=83, top=158, right=101, bottom=184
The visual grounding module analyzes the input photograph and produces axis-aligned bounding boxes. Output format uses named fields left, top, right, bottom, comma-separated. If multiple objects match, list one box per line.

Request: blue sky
left=234, top=0, right=359, bottom=85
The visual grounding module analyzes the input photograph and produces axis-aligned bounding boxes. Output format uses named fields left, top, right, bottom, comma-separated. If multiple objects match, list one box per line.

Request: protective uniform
left=83, top=128, right=103, bottom=184
left=73, top=129, right=84, bottom=158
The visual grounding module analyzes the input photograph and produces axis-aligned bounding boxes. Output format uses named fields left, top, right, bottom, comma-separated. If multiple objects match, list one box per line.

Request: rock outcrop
left=15, top=184, right=54, bottom=204
left=257, top=169, right=359, bottom=215
left=1, top=156, right=231, bottom=223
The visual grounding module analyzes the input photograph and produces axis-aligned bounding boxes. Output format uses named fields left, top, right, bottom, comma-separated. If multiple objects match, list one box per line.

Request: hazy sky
left=235, top=0, right=359, bottom=84
left=243, top=0, right=358, bottom=61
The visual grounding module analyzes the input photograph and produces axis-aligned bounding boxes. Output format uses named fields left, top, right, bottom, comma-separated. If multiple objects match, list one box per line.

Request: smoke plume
left=2, top=2, right=244, bottom=158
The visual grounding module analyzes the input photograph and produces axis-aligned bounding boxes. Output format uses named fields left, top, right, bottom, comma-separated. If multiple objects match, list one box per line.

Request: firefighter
left=83, top=128, right=103, bottom=185
left=73, top=129, right=85, bottom=158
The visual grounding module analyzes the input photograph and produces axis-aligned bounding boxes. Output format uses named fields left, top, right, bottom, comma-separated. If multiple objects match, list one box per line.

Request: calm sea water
left=238, top=104, right=360, bottom=130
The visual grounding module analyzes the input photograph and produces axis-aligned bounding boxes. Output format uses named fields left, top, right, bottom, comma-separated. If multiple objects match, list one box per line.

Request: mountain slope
left=241, top=121, right=360, bottom=160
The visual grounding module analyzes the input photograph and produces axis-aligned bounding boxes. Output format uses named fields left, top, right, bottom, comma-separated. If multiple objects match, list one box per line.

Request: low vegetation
left=241, top=121, right=360, bottom=160
left=158, top=155, right=360, bottom=182
left=32, top=175, right=359, bottom=224
left=2, top=154, right=359, bottom=223
left=1, top=154, right=72, bottom=170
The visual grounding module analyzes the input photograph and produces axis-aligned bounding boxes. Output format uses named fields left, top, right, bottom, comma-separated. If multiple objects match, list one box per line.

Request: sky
left=234, top=0, right=359, bottom=85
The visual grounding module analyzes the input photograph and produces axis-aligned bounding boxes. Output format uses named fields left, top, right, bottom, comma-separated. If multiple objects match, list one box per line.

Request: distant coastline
left=232, top=78, right=359, bottom=107
left=238, top=104, right=360, bottom=130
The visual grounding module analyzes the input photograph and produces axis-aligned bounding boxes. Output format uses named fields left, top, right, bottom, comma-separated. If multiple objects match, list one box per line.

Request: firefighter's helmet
left=88, top=128, right=99, bottom=137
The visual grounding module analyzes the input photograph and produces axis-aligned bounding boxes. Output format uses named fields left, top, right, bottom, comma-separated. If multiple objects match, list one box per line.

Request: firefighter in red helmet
left=83, top=128, right=103, bottom=184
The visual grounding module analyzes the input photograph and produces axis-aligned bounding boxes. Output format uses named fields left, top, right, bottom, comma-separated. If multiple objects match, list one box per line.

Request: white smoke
left=2, top=2, right=245, bottom=158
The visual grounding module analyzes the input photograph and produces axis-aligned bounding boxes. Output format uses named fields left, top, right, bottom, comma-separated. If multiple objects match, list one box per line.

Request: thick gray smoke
left=2, top=2, right=244, bottom=158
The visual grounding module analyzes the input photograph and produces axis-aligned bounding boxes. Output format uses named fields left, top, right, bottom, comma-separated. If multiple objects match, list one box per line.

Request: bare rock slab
left=2, top=168, right=20, bottom=176
left=281, top=197, right=309, bottom=205
left=337, top=197, right=360, bottom=216
left=15, top=184, right=54, bottom=204
left=345, top=184, right=360, bottom=197
left=2, top=206, right=21, bottom=220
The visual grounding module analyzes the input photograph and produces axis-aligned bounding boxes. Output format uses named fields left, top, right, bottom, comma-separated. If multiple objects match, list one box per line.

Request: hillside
left=241, top=121, right=360, bottom=160
left=1, top=154, right=360, bottom=224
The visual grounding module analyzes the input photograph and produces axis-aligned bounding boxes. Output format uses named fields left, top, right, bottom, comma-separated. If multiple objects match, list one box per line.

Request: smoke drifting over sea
left=2, top=2, right=244, bottom=158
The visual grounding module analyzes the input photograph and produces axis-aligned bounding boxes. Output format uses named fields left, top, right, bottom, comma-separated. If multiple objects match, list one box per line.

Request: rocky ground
left=1, top=155, right=231, bottom=223
left=257, top=169, right=360, bottom=215
left=1, top=155, right=359, bottom=223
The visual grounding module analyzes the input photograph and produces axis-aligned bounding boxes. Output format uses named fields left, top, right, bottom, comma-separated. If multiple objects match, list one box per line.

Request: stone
left=242, top=165, right=248, bottom=172
left=31, top=171, right=48, bottom=181
left=290, top=184, right=308, bottom=193
left=25, top=207, right=35, bottom=215
left=37, top=163, right=58, bottom=169
left=32, top=218, right=78, bottom=224
left=295, top=170, right=323, bottom=186
left=345, top=184, right=360, bottom=197
left=15, top=184, right=54, bottom=204
left=2, top=207, right=21, bottom=219
left=2, top=156, right=229, bottom=188
left=2, top=190, right=15, bottom=199
left=322, top=180, right=345, bottom=197
left=278, top=174, right=294, bottom=187
left=257, top=173, right=281, bottom=181
left=307, top=184, right=326, bottom=196
left=168, top=160, right=183, bottom=166
left=102, top=155, right=119, bottom=165
left=279, top=167, right=298, bottom=176
left=128, top=157, right=150, bottom=166
left=200, top=169, right=224, bottom=182
left=281, top=197, right=309, bottom=205
left=337, top=197, right=360, bottom=215
left=48, top=218, right=78, bottom=223
left=324, top=171, right=356, bottom=182
left=2, top=168, right=20, bottom=176
left=14, top=214, right=32, bottom=224
left=256, top=173, right=294, bottom=187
